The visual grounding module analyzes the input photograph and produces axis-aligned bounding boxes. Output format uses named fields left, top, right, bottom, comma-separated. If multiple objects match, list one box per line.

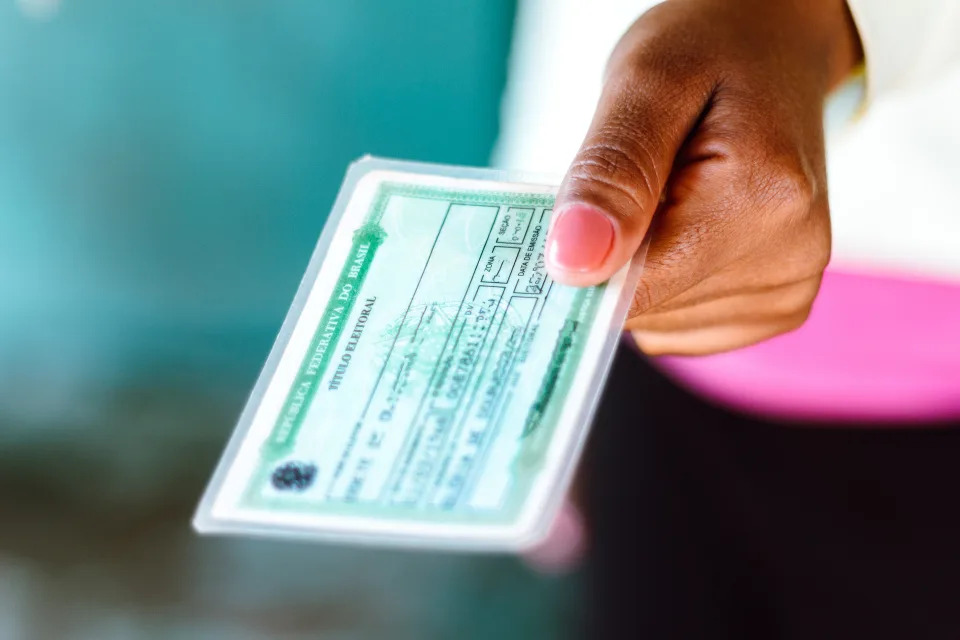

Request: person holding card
left=499, top=0, right=960, bottom=637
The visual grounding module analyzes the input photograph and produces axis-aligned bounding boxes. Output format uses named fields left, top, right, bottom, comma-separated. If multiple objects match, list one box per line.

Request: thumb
left=545, top=65, right=712, bottom=287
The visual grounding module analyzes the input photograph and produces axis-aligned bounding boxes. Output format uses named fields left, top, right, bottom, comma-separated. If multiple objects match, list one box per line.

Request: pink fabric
left=656, top=268, right=960, bottom=424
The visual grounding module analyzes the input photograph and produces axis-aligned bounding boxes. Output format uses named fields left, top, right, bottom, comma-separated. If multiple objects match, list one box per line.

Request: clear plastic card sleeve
left=193, top=157, right=647, bottom=552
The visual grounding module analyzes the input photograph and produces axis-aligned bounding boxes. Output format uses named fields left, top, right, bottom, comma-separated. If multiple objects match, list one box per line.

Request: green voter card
left=194, top=158, right=639, bottom=551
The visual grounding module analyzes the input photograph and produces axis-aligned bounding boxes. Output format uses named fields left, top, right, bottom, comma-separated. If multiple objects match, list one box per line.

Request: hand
left=544, top=0, right=862, bottom=355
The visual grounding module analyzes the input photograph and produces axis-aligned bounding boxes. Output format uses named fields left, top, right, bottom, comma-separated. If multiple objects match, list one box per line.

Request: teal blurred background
left=0, top=1, right=580, bottom=638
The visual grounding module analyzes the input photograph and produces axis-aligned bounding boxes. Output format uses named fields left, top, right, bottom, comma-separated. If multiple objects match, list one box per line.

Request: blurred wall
left=0, top=3, right=584, bottom=639
left=0, top=0, right=513, bottom=482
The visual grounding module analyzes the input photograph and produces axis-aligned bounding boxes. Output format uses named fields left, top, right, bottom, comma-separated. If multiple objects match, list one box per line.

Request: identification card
left=194, top=158, right=639, bottom=550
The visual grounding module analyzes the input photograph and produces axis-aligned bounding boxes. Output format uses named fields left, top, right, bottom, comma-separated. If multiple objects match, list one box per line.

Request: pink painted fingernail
left=546, top=204, right=615, bottom=272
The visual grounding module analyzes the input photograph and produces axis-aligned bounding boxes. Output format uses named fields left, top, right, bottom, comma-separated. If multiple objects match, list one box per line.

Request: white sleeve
left=846, top=0, right=960, bottom=99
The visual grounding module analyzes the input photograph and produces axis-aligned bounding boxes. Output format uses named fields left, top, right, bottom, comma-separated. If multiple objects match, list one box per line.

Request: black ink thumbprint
left=271, top=461, right=318, bottom=491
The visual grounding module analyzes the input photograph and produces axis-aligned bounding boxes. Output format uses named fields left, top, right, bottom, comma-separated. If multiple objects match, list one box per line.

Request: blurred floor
left=0, top=424, right=581, bottom=639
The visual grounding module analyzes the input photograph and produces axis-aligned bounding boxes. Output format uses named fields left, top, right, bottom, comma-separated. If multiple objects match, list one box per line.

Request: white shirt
left=495, top=0, right=960, bottom=280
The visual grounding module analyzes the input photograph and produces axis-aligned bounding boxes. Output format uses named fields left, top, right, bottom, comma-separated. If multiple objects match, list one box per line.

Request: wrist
left=821, top=0, right=864, bottom=90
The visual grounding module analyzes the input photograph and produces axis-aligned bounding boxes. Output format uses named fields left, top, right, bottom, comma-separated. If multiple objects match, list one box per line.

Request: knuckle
left=731, top=149, right=830, bottom=283
left=806, top=225, right=832, bottom=272
left=570, top=140, right=646, bottom=188
left=567, top=134, right=661, bottom=217
left=720, top=137, right=819, bottom=220
left=785, top=212, right=832, bottom=280
left=783, top=305, right=814, bottom=332
left=630, top=329, right=670, bottom=356
left=754, top=156, right=818, bottom=218
left=773, top=278, right=821, bottom=328
left=617, top=47, right=709, bottom=94
left=777, top=280, right=819, bottom=318
left=628, top=279, right=657, bottom=318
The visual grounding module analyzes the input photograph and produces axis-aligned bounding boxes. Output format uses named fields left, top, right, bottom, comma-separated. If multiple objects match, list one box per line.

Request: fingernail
left=546, top=204, right=615, bottom=272
left=524, top=503, right=586, bottom=573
